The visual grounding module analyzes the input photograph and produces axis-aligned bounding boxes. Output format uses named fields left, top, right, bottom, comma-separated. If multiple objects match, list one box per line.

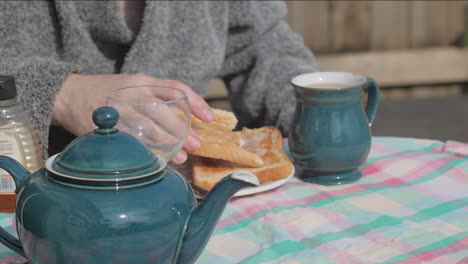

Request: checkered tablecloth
left=1, top=137, right=467, bottom=264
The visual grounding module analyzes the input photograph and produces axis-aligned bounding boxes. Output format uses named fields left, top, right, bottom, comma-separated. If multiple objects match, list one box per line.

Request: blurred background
left=207, top=0, right=468, bottom=142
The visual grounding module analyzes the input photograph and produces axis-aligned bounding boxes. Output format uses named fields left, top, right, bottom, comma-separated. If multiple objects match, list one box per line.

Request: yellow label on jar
left=0, top=131, right=22, bottom=193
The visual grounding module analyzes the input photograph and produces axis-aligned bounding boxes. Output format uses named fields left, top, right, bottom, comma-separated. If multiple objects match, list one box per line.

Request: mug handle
left=0, top=226, right=25, bottom=257
left=365, top=77, right=380, bottom=126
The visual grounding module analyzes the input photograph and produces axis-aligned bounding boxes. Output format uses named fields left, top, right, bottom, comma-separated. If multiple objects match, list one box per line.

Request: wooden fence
left=285, top=1, right=466, bottom=53
left=208, top=1, right=468, bottom=101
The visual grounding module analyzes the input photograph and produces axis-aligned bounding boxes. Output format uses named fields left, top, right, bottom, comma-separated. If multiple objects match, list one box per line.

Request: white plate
left=234, top=167, right=295, bottom=197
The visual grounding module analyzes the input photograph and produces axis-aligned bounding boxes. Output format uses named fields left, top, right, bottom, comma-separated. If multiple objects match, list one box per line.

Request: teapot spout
left=178, top=171, right=259, bottom=264
left=0, top=156, right=31, bottom=192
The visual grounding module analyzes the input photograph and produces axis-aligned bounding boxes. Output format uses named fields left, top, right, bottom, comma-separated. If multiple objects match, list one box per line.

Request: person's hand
left=53, top=73, right=214, bottom=164
left=107, top=85, right=196, bottom=164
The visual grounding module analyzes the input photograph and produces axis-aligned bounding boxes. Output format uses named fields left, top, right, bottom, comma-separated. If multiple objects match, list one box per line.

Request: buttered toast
left=192, top=126, right=293, bottom=191
left=188, top=109, right=264, bottom=168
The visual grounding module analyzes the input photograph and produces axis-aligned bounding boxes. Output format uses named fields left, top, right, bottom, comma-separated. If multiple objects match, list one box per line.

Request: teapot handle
left=0, top=226, right=25, bottom=257
left=365, top=77, right=380, bottom=126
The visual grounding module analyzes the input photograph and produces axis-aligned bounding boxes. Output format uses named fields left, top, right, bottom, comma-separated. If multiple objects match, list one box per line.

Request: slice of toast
left=192, top=126, right=293, bottom=191
left=191, top=108, right=237, bottom=131
left=188, top=109, right=264, bottom=168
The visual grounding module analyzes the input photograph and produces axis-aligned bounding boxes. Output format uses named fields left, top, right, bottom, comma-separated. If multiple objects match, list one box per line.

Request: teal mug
left=288, top=72, right=379, bottom=185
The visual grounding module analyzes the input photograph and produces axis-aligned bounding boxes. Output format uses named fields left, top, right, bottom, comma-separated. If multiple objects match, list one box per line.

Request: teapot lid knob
left=92, top=106, right=119, bottom=133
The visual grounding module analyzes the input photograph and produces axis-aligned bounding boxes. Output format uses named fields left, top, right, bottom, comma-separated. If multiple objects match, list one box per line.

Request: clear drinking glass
left=106, top=85, right=190, bottom=163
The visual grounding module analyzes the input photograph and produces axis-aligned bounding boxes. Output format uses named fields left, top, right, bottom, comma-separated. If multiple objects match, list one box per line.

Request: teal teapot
left=0, top=107, right=259, bottom=264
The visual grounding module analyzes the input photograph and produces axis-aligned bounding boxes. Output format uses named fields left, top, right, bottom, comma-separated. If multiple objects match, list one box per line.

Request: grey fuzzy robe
left=0, top=1, right=318, bottom=157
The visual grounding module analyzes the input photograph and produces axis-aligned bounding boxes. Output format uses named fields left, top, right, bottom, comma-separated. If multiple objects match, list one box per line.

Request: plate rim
left=233, top=166, right=295, bottom=197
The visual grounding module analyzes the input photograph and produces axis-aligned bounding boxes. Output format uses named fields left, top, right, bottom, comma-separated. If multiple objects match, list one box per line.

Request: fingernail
left=202, top=107, right=214, bottom=121
left=173, top=152, right=187, bottom=164
left=186, top=135, right=200, bottom=150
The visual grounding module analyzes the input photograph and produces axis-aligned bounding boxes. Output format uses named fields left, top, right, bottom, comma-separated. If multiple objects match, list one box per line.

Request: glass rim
left=106, top=85, right=189, bottom=105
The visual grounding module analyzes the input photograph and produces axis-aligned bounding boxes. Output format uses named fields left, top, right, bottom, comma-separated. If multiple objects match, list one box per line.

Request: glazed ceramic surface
left=16, top=166, right=192, bottom=264
left=0, top=107, right=258, bottom=264
left=288, top=72, right=380, bottom=185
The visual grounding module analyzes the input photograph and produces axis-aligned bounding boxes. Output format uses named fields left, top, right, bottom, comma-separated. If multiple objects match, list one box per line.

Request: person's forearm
left=0, top=51, right=82, bottom=158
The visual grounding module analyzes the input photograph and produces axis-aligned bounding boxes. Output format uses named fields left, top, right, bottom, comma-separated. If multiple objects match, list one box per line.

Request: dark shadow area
left=372, top=95, right=467, bottom=142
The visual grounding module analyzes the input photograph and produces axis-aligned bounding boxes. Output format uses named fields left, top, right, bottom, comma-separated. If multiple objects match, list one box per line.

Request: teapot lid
left=48, top=107, right=162, bottom=183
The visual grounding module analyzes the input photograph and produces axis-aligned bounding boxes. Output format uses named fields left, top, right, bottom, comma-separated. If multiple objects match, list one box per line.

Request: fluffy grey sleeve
left=0, top=53, right=81, bottom=159
left=220, top=1, right=319, bottom=135
left=0, top=1, right=82, bottom=158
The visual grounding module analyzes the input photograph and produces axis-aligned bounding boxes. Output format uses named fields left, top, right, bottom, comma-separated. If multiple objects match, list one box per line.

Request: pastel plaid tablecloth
left=0, top=137, right=467, bottom=264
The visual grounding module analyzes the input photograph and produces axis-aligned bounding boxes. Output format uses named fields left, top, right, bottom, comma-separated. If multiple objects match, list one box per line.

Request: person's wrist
left=52, top=73, right=79, bottom=126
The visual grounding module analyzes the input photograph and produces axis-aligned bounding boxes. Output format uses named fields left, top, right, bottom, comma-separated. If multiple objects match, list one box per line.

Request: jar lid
left=0, top=76, right=17, bottom=100
left=48, top=107, right=161, bottom=183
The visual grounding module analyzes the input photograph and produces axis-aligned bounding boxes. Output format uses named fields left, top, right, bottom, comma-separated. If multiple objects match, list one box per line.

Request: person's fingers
left=172, top=150, right=188, bottom=164
left=126, top=104, right=200, bottom=152
left=184, top=135, right=200, bottom=151
left=113, top=105, right=196, bottom=164
left=132, top=102, right=186, bottom=137
left=125, top=74, right=214, bottom=122
left=115, top=106, right=181, bottom=147
left=107, top=81, right=201, bottom=164
left=150, top=78, right=214, bottom=122
left=189, top=127, right=200, bottom=140
left=126, top=96, right=200, bottom=151
left=107, top=86, right=183, bottom=143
